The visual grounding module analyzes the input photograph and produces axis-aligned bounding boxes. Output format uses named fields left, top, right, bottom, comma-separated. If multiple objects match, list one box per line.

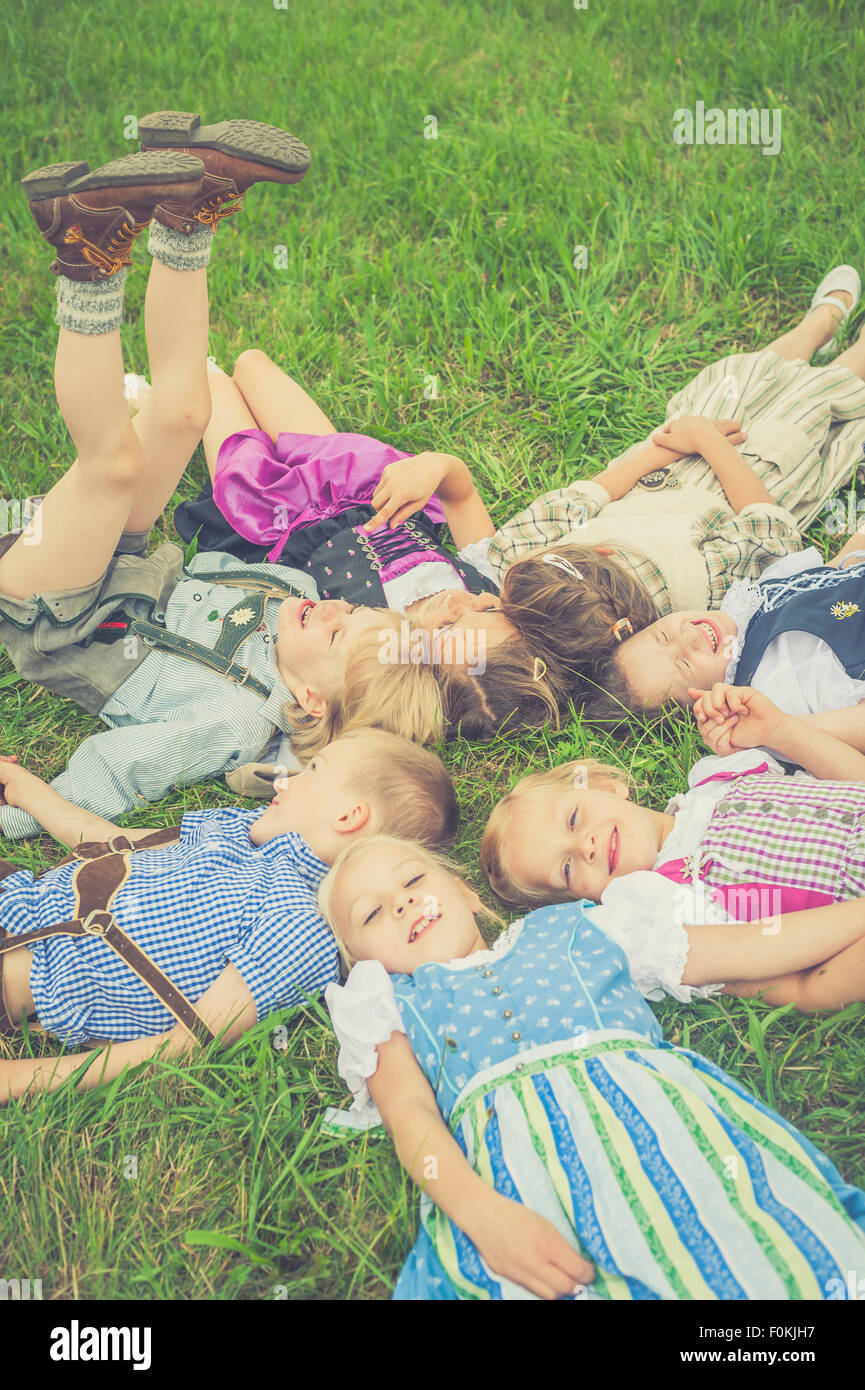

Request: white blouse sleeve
left=587, top=871, right=727, bottom=1003
left=324, top=959, right=406, bottom=1125
left=456, top=535, right=500, bottom=586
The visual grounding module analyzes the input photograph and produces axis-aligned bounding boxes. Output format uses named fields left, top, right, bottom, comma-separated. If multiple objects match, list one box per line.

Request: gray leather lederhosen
left=0, top=542, right=310, bottom=789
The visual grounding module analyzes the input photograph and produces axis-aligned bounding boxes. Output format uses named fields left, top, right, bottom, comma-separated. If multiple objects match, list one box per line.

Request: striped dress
left=351, top=903, right=865, bottom=1300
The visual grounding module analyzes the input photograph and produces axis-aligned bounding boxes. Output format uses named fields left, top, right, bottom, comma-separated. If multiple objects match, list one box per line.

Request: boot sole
left=21, top=151, right=204, bottom=200
left=139, top=111, right=311, bottom=178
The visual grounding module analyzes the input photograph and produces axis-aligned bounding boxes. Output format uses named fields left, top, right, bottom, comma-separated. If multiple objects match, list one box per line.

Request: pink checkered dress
left=657, top=773, right=865, bottom=919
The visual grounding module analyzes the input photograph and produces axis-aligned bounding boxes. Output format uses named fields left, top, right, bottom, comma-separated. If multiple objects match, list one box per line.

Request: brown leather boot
left=138, top=112, right=311, bottom=233
left=22, top=150, right=205, bottom=280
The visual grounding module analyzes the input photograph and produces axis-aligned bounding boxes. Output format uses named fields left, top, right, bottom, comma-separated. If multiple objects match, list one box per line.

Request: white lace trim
left=323, top=921, right=529, bottom=1125
left=719, top=545, right=826, bottom=680
left=592, top=872, right=726, bottom=1003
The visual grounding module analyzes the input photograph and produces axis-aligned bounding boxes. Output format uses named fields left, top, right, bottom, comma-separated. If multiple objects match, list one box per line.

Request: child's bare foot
left=139, top=112, right=311, bottom=234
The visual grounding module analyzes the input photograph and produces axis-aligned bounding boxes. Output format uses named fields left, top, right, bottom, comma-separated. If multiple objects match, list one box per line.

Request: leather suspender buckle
left=81, top=911, right=112, bottom=936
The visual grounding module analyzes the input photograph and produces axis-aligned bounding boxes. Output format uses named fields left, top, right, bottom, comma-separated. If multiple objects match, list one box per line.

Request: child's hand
left=689, top=684, right=787, bottom=756
left=363, top=453, right=451, bottom=531
left=652, top=416, right=747, bottom=460
left=0, top=756, right=45, bottom=809
left=471, top=1195, right=594, bottom=1299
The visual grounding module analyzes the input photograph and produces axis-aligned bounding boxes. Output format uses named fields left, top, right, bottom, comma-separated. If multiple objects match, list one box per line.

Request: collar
left=261, top=666, right=298, bottom=734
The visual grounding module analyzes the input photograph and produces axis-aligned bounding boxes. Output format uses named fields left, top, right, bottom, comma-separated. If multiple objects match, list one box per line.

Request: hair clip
left=532, top=657, right=547, bottom=682
left=542, top=554, right=584, bottom=581
left=611, top=617, right=634, bottom=643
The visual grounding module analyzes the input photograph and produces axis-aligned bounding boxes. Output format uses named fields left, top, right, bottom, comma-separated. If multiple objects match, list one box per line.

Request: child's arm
left=363, top=452, right=495, bottom=549
left=0, top=757, right=161, bottom=847
left=0, top=965, right=257, bottom=1103
left=796, top=704, right=865, bottom=753
left=724, top=936, right=865, bottom=1011
left=683, top=898, right=865, bottom=988
left=369, top=1030, right=594, bottom=1299
left=827, top=531, right=865, bottom=569
left=651, top=417, right=774, bottom=513
left=587, top=417, right=751, bottom=503
left=0, top=702, right=256, bottom=843
left=689, top=685, right=865, bottom=781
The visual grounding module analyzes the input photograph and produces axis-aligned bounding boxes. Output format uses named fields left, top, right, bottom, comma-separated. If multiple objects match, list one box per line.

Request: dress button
left=840, top=812, right=855, bottom=825
left=482, top=970, right=494, bottom=979
left=503, top=1009, right=513, bottom=1019
left=813, top=807, right=828, bottom=820
left=717, top=800, right=730, bottom=813
left=761, top=800, right=773, bottom=813
left=515, top=1062, right=525, bottom=1073
left=192, top=593, right=202, bottom=601
left=492, top=986, right=501, bottom=996
left=511, top=1031, right=522, bottom=1042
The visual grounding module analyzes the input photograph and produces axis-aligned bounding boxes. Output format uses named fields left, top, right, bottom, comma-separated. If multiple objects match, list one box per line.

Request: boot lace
left=64, top=217, right=151, bottom=275
left=195, top=189, right=244, bottom=226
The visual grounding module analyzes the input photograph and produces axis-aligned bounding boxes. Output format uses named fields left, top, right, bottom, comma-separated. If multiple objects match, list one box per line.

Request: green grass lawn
left=1, top=0, right=864, bottom=1300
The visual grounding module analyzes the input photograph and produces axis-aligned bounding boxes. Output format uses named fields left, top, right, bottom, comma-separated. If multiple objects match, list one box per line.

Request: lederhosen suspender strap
left=129, top=573, right=308, bottom=700
left=0, top=828, right=215, bottom=1045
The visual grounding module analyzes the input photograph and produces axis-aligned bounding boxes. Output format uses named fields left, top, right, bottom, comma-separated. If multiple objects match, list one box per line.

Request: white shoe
left=811, top=265, right=861, bottom=358
left=123, top=372, right=151, bottom=416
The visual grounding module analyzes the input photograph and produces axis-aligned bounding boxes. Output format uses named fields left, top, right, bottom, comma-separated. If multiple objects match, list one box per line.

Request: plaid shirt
left=487, top=474, right=800, bottom=616
left=0, top=809, right=336, bottom=1045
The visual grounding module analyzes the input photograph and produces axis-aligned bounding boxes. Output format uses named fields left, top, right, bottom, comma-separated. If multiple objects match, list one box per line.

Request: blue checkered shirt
left=0, top=809, right=337, bottom=1046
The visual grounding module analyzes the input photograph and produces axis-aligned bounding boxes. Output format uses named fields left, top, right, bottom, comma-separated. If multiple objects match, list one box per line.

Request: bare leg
left=123, top=260, right=212, bottom=533
left=232, top=348, right=337, bottom=440
left=0, top=324, right=144, bottom=599
left=202, top=371, right=258, bottom=481
left=834, top=322, right=865, bottom=382
left=765, top=295, right=852, bottom=362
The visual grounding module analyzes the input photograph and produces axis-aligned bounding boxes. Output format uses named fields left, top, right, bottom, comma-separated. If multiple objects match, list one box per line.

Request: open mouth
left=691, top=618, right=720, bottom=654
left=608, top=826, right=619, bottom=876
left=409, top=911, right=440, bottom=944
left=298, top=600, right=316, bottom=628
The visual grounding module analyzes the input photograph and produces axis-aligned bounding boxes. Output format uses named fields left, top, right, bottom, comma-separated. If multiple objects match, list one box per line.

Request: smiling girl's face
left=502, top=780, right=667, bottom=903
left=327, top=840, right=486, bottom=974
left=613, top=609, right=739, bottom=708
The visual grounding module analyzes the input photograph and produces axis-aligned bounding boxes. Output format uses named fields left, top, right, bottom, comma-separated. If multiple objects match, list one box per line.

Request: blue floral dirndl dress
left=383, top=903, right=865, bottom=1300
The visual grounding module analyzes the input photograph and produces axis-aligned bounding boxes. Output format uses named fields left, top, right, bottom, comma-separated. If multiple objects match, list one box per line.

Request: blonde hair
left=318, top=832, right=502, bottom=974
left=316, top=728, right=459, bottom=850
left=481, top=757, right=632, bottom=906
left=285, top=610, right=445, bottom=758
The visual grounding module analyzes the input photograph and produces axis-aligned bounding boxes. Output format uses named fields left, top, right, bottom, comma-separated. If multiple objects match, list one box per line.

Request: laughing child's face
left=275, top=598, right=383, bottom=710
left=503, top=780, right=670, bottom=903
left=327, top=840, right=486, bottom=975
left=613, top=609, right=739, bottom=709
